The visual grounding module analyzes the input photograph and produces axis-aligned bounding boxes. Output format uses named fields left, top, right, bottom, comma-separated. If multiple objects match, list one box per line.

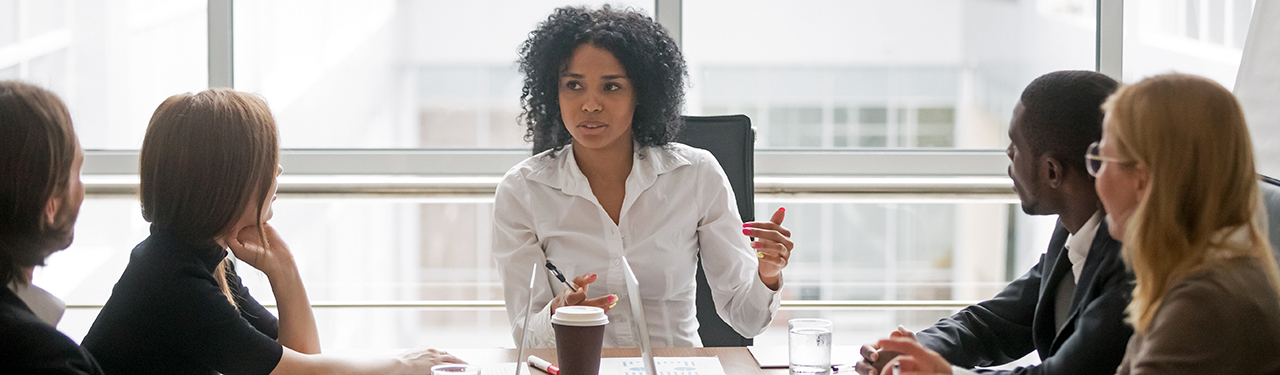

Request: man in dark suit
left=0, top=81, right=103, bottom=374
left=857, top=71, right=1131, bottom=375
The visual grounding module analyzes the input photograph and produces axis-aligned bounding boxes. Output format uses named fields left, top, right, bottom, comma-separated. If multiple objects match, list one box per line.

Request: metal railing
left=82, top=149, right=1016, bottom=198
left=66, top=299, right=980, bottom=311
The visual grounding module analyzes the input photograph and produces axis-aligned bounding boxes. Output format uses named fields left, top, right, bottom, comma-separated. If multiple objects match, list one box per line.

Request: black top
left=0, top=286, right=105, bottom=374
left=916, top=219, right=1134, bottom=375
left=82, top=229, right=283, bottom=375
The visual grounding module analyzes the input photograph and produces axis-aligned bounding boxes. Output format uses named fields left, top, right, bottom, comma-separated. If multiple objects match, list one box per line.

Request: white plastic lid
left=551, top=306, right=609, bottom=327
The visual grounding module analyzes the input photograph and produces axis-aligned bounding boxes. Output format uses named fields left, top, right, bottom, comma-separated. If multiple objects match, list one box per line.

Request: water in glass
left=789, top=319, right=832, bottom=375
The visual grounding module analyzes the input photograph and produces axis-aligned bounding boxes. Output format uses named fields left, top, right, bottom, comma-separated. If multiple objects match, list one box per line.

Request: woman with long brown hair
left=83, top=88, right=462, bottom=374
left=872, top=73, right=1280, bottom=374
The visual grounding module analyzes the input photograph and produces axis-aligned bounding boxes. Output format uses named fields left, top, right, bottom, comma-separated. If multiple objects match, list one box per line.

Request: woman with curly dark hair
left=492, top=5, right=793, bottom=348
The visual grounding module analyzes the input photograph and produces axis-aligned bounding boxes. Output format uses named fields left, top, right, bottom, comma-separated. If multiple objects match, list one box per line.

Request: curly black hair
left=518, top=5, right=687, bottom=155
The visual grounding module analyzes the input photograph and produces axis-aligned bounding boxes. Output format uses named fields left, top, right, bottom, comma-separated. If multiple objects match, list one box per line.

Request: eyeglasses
left=1085, top=141, right=1131, bottom=177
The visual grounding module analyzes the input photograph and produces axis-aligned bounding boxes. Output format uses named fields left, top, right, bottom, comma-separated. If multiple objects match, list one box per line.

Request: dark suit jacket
left=916, top=219, right=1133, bottom=375
left=0, top=286, right=104, bottom=374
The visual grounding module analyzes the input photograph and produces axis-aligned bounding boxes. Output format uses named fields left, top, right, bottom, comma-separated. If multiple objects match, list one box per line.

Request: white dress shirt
left=492, top=143, right=781, bottom=348
left=1065, top=210, right=1104, bottom=283
left=8, top=281, right=65, bottom=326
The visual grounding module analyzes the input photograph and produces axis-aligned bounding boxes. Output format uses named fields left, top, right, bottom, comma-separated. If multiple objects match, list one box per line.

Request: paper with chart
left=599, top=357, right=726, bottom=375
left=479, top=362, right=533, bottom=375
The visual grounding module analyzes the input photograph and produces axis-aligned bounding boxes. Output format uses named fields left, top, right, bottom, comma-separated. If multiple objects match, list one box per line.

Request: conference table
left=444, top=346, right=859, bottom=375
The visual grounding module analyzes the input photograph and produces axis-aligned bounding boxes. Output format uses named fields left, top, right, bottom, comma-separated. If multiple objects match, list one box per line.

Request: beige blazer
left=1115, top=257, right=1280, bottom=375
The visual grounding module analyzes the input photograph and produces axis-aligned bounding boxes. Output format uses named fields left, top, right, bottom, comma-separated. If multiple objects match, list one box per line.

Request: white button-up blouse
left=492, top=143, right=781, bottom=348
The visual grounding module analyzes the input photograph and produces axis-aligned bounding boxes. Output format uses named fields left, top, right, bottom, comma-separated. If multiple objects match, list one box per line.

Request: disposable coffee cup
left=551, top=306, right=609, bottom=375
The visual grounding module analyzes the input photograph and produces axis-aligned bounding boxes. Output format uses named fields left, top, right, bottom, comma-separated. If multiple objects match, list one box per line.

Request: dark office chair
left=676, top=114, right=756, bottom=347
left=1260, top=175, right=1280, bottom=259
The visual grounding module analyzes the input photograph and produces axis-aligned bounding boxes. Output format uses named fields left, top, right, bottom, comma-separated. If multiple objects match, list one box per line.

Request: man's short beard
left=39, top=192, right=81, bottom=255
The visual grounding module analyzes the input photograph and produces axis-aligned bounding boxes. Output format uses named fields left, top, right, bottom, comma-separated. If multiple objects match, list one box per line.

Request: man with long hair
left=0, top=80, right=101, bottom=373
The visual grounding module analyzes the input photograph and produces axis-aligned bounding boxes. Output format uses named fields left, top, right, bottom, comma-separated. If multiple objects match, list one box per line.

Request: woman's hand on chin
left=746, top=207, right=793, bottom=290
left=227, top=222, right=296, bottom=278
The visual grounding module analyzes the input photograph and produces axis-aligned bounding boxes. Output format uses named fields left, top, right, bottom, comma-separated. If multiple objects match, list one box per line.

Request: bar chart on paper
left=610, top=357, right=727, bottom=375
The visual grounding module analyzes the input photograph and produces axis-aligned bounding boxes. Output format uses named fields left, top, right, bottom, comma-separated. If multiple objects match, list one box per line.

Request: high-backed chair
left=1260, top=175, right=1280, bottom=259
left=676, top=114, right=756, bottom=347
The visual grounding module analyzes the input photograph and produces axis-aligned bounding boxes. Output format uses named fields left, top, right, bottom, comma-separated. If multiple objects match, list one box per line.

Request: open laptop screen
left=620, top=256, right=657, bottom=375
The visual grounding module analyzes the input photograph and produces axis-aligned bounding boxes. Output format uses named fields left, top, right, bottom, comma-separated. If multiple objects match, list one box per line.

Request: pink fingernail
left=743, top=228, right=752, bottom=235
left=752, top=242, right=760, bottom=248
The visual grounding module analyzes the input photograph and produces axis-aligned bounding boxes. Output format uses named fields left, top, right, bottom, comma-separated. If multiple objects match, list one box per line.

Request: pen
left=528, top=355, right=560, bottom=375
left=545, top=261, right=578, bottom=293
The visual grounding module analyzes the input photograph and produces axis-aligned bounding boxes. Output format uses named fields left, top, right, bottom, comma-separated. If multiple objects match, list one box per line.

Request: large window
left=1123, top=0, right=1254, bottom=89
left=233, top=0, right=650, bottom=149
left=685, top=0, right=1098, bottom=150
left=15, top=0, right=1264, bottom=360
left=0, top=0, right=208, bottom=150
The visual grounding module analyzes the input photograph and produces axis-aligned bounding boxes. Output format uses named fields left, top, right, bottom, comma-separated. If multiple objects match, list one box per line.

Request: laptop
left=515, top=262, right=538, bottom=375
left=619, top=256, right=658, bottom=375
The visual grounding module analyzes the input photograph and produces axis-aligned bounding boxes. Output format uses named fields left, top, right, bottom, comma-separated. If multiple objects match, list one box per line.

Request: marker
left=528, top=355, right=560, bottom=375
left=545, top=261, right=578, bottom=293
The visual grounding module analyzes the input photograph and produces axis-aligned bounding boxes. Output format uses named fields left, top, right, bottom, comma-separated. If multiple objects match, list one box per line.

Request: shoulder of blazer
left=1083, top=219, right=1133, bottom=289
left=1045, top=221, right=1071, bottom=258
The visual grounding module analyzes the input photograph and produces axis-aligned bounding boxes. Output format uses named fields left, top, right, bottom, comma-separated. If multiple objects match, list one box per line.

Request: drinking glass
left=788, top=318, right=833, bottom=375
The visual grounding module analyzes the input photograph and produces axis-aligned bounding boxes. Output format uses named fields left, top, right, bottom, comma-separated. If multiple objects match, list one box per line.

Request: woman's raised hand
left=227, top=222, right=296, bottom=279
left=549, top=273, right=617, bottom=314
left=745, top=207, right=793, bottom=290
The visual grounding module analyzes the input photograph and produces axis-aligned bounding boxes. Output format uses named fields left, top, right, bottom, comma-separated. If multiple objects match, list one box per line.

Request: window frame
left=82, top=0, right=1123, bottom=196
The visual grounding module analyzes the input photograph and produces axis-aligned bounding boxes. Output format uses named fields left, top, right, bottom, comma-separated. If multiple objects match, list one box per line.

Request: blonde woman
left=1093, top=74, right=1280, bottom=374
left=873, top=73, right=1280, bottom=375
